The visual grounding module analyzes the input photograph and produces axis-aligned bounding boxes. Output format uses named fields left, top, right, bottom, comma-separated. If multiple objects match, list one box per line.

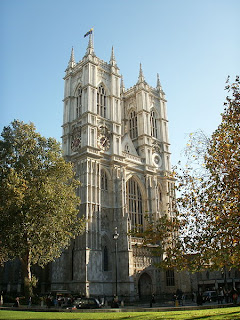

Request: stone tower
left=51, top=36, right=176, bottom=300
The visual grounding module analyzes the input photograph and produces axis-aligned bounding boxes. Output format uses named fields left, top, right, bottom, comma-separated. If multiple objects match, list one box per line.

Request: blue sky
left=1, top=0, right=239, bottom=166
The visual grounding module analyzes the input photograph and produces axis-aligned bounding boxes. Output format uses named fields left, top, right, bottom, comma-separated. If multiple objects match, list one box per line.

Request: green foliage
left=0, top=120, right=85, bottom=295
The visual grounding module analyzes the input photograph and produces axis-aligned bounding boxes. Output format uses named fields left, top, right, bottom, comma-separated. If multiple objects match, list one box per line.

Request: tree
left=0, top=120, right=85, bottom=297
left=140, top=76, right=240, bottom=271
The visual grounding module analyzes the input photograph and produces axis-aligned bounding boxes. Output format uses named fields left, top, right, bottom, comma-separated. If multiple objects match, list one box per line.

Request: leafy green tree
left=0, top=120, right=85, bottom=297
left=140, top=76, right=240, bottom=271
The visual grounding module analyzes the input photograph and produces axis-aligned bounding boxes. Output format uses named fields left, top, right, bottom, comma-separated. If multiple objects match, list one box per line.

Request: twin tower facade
left=51, top=37, right=177, bottom=300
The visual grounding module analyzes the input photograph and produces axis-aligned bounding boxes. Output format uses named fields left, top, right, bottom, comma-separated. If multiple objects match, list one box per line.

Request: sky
left=1, top=0, right=239, bottom=167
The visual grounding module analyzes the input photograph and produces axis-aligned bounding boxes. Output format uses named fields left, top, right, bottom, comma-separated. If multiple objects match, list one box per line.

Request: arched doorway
left=138, top=273, right=152, bottom=299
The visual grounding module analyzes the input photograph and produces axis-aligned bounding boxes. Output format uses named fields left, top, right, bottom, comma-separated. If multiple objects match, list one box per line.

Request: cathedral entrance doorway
left=138, top=273, right=152, bottom=299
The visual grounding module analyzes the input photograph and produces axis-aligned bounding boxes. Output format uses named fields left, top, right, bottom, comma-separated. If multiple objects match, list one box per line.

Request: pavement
left=0, top=299, right=239, bottom=313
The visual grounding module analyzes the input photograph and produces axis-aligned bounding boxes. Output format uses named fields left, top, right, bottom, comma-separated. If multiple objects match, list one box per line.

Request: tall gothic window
left=76, top=87, right=82, bottom=118
left=166, top=269, right=175, bottom=286
left=103, top=246, right=108, bottom=271
left=126, top=178, right=143, bottom=231
left=101, top=169, right=108, bottom=191
left=150, top=110, right=157, bottom=138
left=97, top=85, right=106, bottom=118
left=129, top=110, right=138, bottom=139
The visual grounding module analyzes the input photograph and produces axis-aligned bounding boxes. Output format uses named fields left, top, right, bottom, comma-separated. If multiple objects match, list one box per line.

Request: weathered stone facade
left=51, top=37, right=177, bottom=300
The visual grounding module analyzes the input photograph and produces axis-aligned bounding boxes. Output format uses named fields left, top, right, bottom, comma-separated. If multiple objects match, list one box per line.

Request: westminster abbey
left=50, top=36, right=179, bottom=300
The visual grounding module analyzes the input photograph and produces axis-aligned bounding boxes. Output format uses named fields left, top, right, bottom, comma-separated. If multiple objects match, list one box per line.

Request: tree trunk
left=20, top=250, right=32, bottom=299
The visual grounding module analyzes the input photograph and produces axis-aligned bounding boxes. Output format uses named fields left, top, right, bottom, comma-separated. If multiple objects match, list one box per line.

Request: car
left=72, top=297, right=101, bottom=309
left=202, top=291, right=218, bottom=302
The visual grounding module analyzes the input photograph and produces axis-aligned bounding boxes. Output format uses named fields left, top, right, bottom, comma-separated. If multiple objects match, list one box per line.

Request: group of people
left=217, top=288, right=239, bottom=305
left=174, top=289, right=185, bottom=306
left=45, top=295, right=73, bottom=308
left=195, top=288, right=239, bottom=306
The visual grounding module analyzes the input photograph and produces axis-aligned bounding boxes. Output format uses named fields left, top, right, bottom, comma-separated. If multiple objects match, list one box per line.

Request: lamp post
left=113, top=227, right=119, bottom=297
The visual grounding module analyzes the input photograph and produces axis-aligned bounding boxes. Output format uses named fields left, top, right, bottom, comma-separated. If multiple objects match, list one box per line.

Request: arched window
left=126, top=178, right=143, bottom=231
left=97, top=85, right=106, bottom=118
left=101, top=169, right=108, bottom=191
left=76, top=87, right=82, bottom=118
left=129, top=110, right=138, bottom=139
left=150, top=110, right=157, bottom=138
left=103, top=246, right=108, bottom=271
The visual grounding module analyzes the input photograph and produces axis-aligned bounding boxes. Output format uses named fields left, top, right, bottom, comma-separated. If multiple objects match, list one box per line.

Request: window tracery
left=101, top=169, right=108, bottom=191
left=126, top=178, right=143, bottom=231
left=129, top=110, right=138, bottom=139
left=150, top=110, right=157, bottom=138
left=97, top=85, right=106, bottom=118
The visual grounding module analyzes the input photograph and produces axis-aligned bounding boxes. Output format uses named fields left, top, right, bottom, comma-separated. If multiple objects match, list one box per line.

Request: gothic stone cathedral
left=51, top=37, right=177, bottom=300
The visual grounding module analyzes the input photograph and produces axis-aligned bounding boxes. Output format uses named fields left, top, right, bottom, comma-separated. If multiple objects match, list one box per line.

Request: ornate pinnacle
left=110, top=46, right=117, bottom=66
left=138, top=63, right=145, bottom=83
left=67, top=46, right=76, bottom=69
left=86, top=34, right=94, bottom=55
left=156, top=73, right=162, bottom=90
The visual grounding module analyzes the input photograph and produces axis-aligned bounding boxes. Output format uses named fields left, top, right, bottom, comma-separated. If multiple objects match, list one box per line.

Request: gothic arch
left=127, top=106, right=137, bottom=115
left=74, top=82, right=83, bottom=96
left=100, top=166, right=112, bottom=186
left=126, top=174, right=147, bottom=200
left=138, top=272, right=153, bottom=299
left=96, top=81, right=110, bottom=94
left=150, top=106, right=160, bottom=117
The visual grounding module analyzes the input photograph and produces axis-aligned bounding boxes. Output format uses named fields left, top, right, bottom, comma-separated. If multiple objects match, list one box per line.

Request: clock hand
left=103, top=138, right=107, bottom=146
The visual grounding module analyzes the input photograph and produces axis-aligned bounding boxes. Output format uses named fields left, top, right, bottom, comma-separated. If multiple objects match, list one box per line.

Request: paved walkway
left=0, top=300, right=239, bottom=313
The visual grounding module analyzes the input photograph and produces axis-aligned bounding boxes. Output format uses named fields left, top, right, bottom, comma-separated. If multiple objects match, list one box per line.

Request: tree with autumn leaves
left=141, top=76, right=240, bottom=272
left=0, top=120, right=85, bottom=298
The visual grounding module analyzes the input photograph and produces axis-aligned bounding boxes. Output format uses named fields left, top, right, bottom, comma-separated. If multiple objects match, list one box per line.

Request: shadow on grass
left=182, top=310, right=240, bottom=320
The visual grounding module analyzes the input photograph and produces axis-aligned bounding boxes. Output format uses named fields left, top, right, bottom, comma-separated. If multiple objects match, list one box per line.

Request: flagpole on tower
left=92, top=27, right=94, bottom=48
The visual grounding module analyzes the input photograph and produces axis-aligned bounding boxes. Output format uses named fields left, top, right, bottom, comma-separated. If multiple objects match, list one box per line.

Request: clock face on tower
left=98, top=126, right=110, bottom=151
left=99, top=134, right=110, bottom=150
left=152, top=153, right=162, bottom=168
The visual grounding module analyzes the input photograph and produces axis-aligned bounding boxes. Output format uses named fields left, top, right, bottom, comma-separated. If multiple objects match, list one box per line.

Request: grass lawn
left=0, top=307, right=240, bottom=320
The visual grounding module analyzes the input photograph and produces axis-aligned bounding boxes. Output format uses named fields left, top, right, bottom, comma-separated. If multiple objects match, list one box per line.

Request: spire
left=110, top=46, right=117, bottom=66
left=120, top=75, right=125, bottom=93
left=138, top=63, right=145, bottom=83
left=156, top=73, right=162, bottom=90
left=67, top=47, right=76, bottom=69
left=85, top=34, right=94, bottom=55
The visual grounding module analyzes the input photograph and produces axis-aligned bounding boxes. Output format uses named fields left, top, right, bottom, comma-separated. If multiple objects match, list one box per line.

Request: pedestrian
left=196, top=293, right=203, bottom=306
left=28, top=296, right=32, bottom=307
left=0, top=292, right=3, bottom=306
left=219, top=288, right=224, bottom=304
left=182, top=293, right=185, bottom=306
left=13, top=297, right=20, bottom=307
left=232, top=289, right=238, bottom=305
